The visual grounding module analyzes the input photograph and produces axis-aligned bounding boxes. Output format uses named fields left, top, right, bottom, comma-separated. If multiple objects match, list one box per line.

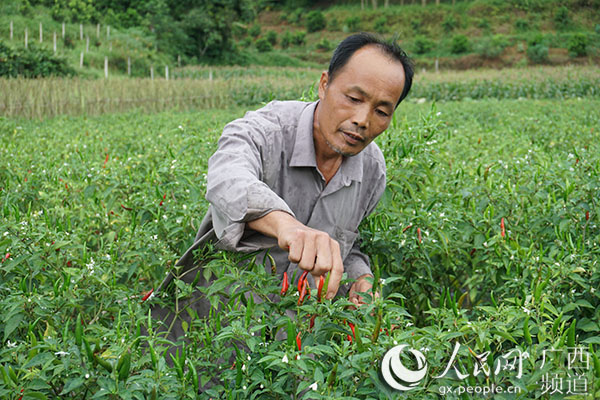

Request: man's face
left=315, top=45, right=406, bottom=157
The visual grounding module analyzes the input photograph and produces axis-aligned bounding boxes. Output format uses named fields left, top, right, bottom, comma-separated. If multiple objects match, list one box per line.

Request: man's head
left=327, top=33, right=414, bottom=108
left=314, top=33, right=414, bottom=158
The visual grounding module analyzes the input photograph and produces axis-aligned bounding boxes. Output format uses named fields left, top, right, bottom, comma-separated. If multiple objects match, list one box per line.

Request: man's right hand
left=247, top=211, right=343, bottom=299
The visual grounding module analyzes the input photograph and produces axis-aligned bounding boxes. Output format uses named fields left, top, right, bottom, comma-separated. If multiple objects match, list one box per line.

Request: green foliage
left=327, top=16, right=340, bottom=31
left=265, top=30, right=278, bottom=46
left=50, top=0, right=97, bottom=23
left=280, top=30, right=293, bottom=49
left=292, top=30, right=306, bottom=46
left=413, top=35, right=435, bottom=55
left=442, top=15, right=458, bottom=33
left=527, top=43, right=548, bottom=63
left=0, top=41, right=74, bottom=78
left=1, top=96, right=599, bottom=398
left=514, top=18, right=529, bottom=32
left=316, top=38, right=331, bottom=51
left=527, top=33, right=548, bottom=63
left=373, top=16, right=388, bottom=34
left=554, top=5, right=570, bottom=29
left=286, top=8, right=304, bottom=25
left=476, top=17, right=490, bottom=30
left=344, top=15, right=361, bottom=32
left=305, top=10, right=326, bottom=33
left=568, top=33, right=588, bottom=56
left=474, top=34, right=508, bottom=58
left=255, top=37, right=272, bottom=52
left=450, top=34, right=470, bottom=54
left=248, top=24, right=261, bottom=38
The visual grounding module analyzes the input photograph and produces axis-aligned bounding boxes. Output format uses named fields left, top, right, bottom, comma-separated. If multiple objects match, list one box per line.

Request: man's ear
left=317, top=71, right=329, bottom=100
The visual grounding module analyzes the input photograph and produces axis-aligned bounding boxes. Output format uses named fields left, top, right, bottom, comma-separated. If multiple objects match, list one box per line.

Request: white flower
left=281, top=354, right=289, bottom=363
left=393, top=340, right=398, bottom=345
left=162, top=215, right=167, bottom=220
left=242, top=385, right=247, bottom=390
left=379, top=278, right=386, bottom=285
left=309, top=382, right=318, bottom=391
left=178, top=125, right=183, bottom=130
left=247, top=355, right=251, bottom=361
left=6, top=340, right=17, bottom=348
left=85, top=373, right=90, bottom=379
left=182, top=205, right=187, bottom=210
left=436, top=111, right=442, bottom=116
left=522, top=307, right=531, bottom=314
left=241, top=364, right=246, bottom=372
left=54, top=351, right=69, bottom=357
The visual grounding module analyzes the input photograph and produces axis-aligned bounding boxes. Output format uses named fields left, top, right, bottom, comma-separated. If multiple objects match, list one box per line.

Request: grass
left=1, top=96, right=599, bottom=397
left=1, top=65, right=599, bottom=119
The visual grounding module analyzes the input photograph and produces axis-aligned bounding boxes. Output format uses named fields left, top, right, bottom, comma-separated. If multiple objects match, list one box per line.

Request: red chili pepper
left=348, top=321, right=356, bottom=340
left=2, top=253, right=9, bottom=262
left=280, top=272, right=289, bottom=296
left=298, top=279, right=308, bottom=306
left=417, top=227, right=422, bottom=244
left=103, top=153, right=109, bottom=168
left=586, top=211, right=590, bottom=221
left=141, top=288, right=154, bottom=302
left=500, top=217, right=506, bottom=238
left=159, top=193, right=166, bottom=206
left=298, top=270, right=308, bottom=292
left=17, top=388, right=24, bottom=400
left=121, top=204, right=132, bottom=211
left=402, top=224, right=413, bottom=233
left=317, top=275, right=325, bottom=302
left=347, top=334, right=352, bottom=343
left=309, top=314, right=316, bottom=330
left=296, top=332, right=302, bottom=351
left=470, top=249, right=476, bottom=256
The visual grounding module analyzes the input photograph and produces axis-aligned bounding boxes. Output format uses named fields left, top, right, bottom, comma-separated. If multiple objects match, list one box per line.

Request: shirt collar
left=289, top=101, right=364, bottom=184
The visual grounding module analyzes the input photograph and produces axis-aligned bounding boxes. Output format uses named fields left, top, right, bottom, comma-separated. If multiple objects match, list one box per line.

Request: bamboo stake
left=80, top=24, right=83, bottom=41
left=62, top=22, right=65, bottom=38
left=53, top=32, right=56, bottom=53
left=10, top=20, right=13, bottom=40
left=25, top=28, right=28, bottom=49
left=39, top=22, right=43, bottom=43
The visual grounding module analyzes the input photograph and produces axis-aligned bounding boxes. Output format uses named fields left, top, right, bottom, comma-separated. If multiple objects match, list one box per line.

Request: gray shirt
left=163, top=100, right=386, bottom=294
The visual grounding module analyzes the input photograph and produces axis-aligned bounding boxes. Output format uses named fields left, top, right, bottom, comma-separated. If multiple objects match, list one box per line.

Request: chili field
left=1, top=96, right=599, bottom=399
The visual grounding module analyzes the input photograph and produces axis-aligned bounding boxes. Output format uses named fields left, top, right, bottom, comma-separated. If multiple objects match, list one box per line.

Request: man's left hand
left=349, top=274, right=377, bottom=307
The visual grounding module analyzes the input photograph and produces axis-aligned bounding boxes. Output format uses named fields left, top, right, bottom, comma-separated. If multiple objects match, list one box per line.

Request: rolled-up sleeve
left=206, top=108, right=295, bottom=251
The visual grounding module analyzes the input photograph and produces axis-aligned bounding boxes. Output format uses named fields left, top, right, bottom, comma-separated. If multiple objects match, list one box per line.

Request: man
left=153, top=33, right=414, bottom=343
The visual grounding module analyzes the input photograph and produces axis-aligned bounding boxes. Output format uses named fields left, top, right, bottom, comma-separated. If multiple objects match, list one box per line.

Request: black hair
left=328, top=32, right=414, bottom=108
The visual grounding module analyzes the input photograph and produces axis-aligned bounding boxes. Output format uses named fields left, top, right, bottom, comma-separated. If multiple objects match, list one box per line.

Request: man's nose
left=351, top=105, right=370, bottom=129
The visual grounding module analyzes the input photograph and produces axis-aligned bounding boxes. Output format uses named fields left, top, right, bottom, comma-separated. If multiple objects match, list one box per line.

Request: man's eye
left=347, top=95, right=360, bottom=103
left=376, top=109, right=389, bottom=117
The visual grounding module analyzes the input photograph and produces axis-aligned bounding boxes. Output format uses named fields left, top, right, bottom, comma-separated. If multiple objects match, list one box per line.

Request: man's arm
left=247, top=211, right=344, bottom=300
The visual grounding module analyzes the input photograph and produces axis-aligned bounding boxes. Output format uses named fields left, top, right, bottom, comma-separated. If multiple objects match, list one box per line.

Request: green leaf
left=4, top=313, right=24, bottom=341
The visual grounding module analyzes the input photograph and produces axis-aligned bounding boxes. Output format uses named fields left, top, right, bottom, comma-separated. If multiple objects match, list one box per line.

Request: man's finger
left=298, top=235, right=317, bottom=271
left=287, top=234, right=303, bottom=264
left=312, top=235, right=332, bottom=276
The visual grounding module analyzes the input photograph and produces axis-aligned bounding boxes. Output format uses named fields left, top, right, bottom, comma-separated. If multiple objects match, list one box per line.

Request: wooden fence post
left=150, top=65, right=154, bottom=80
left=53, top=32, right=56, bottom=53
left=25, top=28, right=28, bottom=49
left=127, top=56, right=131, bottom=76
left=165, top=65, right=169, bottom=80
left=104, top=57, right=108, bottom=78
left=10, top=20, right=13, bottom=40
left=80, top=24, right=83, bottom=41
left=96, top=23, right=100, bottom=38
left=80, top=52, right=84, bottom=68
left=39, top=22, right=43, bottom=43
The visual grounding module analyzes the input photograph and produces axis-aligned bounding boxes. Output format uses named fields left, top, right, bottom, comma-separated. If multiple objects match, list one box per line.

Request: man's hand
left=349, top=274, right=377, bottom=308
left=247, top=211, right=343, bottom=299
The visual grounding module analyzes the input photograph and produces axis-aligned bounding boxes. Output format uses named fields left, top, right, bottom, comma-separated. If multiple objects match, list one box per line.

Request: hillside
left=0, top=0, right=599, bottom=77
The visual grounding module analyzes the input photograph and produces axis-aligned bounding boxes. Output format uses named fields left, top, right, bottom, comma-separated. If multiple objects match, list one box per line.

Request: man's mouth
left=341, top=130, right=364, bottom=145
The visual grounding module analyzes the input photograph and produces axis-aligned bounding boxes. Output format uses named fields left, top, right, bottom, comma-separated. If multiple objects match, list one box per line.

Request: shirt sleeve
left=206, top=104, right=295, bottom=251
left=343, top=164, right=387, bottom=283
